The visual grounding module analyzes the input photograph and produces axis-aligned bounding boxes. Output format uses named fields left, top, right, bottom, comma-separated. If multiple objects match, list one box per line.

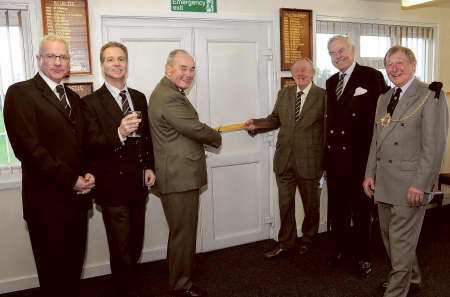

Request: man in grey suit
left=245, top=58, right=325, bottom=258
left=149, top=49, right=222, bottom=297
left=363, top=46, right=449, bottom=297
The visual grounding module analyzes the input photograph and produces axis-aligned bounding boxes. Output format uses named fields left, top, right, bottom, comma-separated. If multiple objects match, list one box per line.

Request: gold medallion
left=379, top=114, right=391, bottom=127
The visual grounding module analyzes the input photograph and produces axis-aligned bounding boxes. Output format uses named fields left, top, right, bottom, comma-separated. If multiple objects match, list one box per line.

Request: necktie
left=180, top=89, right=186, bottom=96
left=55, top=84, right=71, bottom=117
left=119, top=90, right=130, bottom=115
left=336, top=73, right=346, bottom=100
left=387, top=88, right=402, bottom=116
left=295, top=91, right=303, bottom=122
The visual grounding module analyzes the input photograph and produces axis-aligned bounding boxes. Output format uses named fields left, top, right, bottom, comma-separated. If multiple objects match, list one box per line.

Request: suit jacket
left=365, top=79, right=449, bottom=206
left=148, top=76, right=221, bottom=194
left=3, top=74, right=90, bottom=220
left=253, top=83, right=326, bottom=179
left=82, top=84, right=154, bottom=206
left=325, top=63, right=388, bottom=178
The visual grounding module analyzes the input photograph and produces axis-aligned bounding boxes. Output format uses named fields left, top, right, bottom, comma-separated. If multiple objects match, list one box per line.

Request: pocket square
left=354, top=87, right=367, bottom=96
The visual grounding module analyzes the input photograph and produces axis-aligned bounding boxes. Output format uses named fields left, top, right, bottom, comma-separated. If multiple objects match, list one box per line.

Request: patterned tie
left=55, top=84, right=71, bottom=117
left=180, top=89, right=186, bottom=96
left=119, top=90, right=130, bottom=115
left=335, top=73, right=346, bottom=100
left=295, top=91, right=303, bottom=122
left=387, top=88, right=402, bottom=116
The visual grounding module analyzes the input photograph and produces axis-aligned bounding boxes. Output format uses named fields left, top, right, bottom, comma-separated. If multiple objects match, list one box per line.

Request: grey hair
left=165, top=49, right=192, bottom=67
left=39, top=34, right=69, bottom=55
left=290, top=57, right=316, bottom=75
left=327, top=35, right=355, bottom=51
left=384, top=45, right=417, bottom=67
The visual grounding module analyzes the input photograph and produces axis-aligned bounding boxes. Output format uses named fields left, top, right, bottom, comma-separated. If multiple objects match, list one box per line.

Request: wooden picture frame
left=281, top=77, right=296, bottom=89
left=64, top=82, right=93, bottom=98
left=42, top=0, right=92, bottom=74
left=280, top=8, right=313, bottom=71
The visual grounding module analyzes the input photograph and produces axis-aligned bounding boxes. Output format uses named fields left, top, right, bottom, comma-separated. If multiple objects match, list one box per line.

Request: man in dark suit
left=325, top=35, right=388, bottom=276
left=82, top=41, right=156, bottom=297
left=3, top=35, right=95, bottom=297
left=244, top=58, right=325, bottom=258
left=364, top=46, right=448, bottom=297
left=149, top=49, right=221, bottom=297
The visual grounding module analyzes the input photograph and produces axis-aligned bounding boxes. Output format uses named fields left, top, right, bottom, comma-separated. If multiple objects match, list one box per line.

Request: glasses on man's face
left=40, top=54, right=70, bottom=63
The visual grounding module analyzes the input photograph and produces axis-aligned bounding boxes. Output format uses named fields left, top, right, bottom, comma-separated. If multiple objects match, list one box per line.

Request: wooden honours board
left=42, top=0, right=92, bottom=74
left=280, top=8, right=312, bottom=71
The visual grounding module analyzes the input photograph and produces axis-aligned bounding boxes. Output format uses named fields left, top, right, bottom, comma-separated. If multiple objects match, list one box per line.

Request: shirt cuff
left=118, top=128, right=126, bottom=145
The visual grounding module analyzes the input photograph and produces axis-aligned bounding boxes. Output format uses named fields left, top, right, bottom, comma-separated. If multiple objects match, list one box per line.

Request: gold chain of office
left=377, top=90, right=432, bottom=128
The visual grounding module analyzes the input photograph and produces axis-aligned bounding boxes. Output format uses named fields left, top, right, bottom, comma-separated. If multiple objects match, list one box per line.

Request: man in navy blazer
left=325, top=35, right=388, bottom=276
left=4, top=35, right=95, bottom=297
left=82, top=41, right=155, bottom=297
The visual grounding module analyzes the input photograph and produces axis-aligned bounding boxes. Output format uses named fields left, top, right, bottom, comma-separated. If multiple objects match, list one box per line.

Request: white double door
left=103, top=16, right=274, bottom=254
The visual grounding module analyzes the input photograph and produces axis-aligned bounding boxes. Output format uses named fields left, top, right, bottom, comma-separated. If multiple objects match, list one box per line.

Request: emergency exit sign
left=171, top=0, right=217, bottom=12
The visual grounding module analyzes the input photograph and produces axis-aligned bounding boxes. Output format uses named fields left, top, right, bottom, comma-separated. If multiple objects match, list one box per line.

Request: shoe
left=379, top=281, right=421, bottom=296
left=327, top=253, right=344, bottom=267
left=172, top=285, right=207, bottom=297
left=298, top=244, right=311, bottom=255
left=357, top=260, right=372, bottom=277
left=264, top=246, right=290, bottom=259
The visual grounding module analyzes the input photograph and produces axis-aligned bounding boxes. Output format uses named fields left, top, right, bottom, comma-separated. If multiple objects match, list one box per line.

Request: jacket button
left=330, top=130, right=334, bottom=134
left=388, top=160, right=392, bottom=163
left=119, top=171, right=123, bottom=175
left=341, top=130, right=345, bottom=135
left=352, top=113, right=356, bottom=117
left=342, top=146, right=346, bottom=150
left=327, top=145, right=331, bottom=149
left=377, top=157, right=380, bottom=161
left=394, top=142, right=398, bottom=145
left=401, top=123, right=405, bottom=126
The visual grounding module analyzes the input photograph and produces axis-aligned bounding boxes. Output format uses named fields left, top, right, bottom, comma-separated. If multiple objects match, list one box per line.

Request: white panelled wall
left=1, top=0, right=450, bottom=293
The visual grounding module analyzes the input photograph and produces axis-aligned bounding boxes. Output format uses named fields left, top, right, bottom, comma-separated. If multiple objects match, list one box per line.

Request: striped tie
left=119, top=90, right=130, bottom=115
left=55, top=84, right=71, bottom=117
left=335, top=73, right=346, bottom=100
left=295, top=91, right=303, bottom=121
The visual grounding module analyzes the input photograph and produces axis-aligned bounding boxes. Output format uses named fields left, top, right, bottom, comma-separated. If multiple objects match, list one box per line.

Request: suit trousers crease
left=327, top=173, right=373, bottom=260
left=276, top=153, right=320, bottom=248
left=27, top=205, right=88, bottom=297
left=161, top=190, right=200, bottom=290
left=101, top=202, right=146, bottom=294
left=378, top=203, right=425, bottom=297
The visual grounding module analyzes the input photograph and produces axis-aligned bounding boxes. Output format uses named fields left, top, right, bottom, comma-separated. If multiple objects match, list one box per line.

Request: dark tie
left=295, top=91, right=303, bottom=122
left=55, top=84, right=71, bottom=117
left=387, top=88, right=402, bottom=116
left=180, top=89, right=186, bottom=96
left=119, top=90, right=130, bottom=115
left=336, top=73, right=346, bottom=100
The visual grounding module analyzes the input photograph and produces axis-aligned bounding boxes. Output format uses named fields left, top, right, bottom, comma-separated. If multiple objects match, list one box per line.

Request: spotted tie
left=335, top=73, right=346, bottom=100
left=55, top=84, right=71, bottom=117
left=387, top=88, right=402, bottom=116
left=119, top=90, right=130, bottom=115
left=295, top=91, right=303, bottom=122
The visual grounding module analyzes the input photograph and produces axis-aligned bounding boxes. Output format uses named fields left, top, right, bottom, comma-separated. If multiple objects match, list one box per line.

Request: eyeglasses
left=40, top=54, right=70, bottom=63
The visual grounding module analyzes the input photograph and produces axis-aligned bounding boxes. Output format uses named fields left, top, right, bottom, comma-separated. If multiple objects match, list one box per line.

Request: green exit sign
left=171, top=0, right=217, bottom=12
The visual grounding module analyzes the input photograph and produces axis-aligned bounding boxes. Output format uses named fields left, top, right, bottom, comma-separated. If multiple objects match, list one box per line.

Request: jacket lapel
left=35, top=74, right=73, bottom=123
left=98, top=84, right=123, bottom=128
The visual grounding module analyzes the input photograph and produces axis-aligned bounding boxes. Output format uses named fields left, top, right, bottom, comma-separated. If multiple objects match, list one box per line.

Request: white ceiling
left=361, top=0, right=450, bottom=7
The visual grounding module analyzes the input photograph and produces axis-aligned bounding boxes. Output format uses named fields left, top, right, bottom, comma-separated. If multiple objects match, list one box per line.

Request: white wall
left=1, top=0, right=450, bottom=293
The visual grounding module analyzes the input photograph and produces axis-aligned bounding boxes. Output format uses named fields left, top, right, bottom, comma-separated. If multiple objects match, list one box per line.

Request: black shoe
left=264, top=246, right=290, bottom=259
left=357, top=260, right=372, bottom=277
left=298, top=243, right=311, bottom=255
left=172, top=285, right=207, bottom=297
left=327, top=253, right=344, bottom=267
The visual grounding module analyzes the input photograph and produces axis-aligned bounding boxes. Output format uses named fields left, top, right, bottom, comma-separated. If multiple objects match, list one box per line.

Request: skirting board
left=0, top=245, right=167, bottom=294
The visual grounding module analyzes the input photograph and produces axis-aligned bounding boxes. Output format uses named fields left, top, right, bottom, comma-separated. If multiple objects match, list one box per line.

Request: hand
left=407, top=186, right=424, bottom=206
left=73, top=174, right=95, bottom=194
left=144, top=169, right=156, bottom=187
left=243, top=119, right=256, bottom=131
left=118, top=113, right=141, bottom=137
left=362, top=177, right=375, bottom=198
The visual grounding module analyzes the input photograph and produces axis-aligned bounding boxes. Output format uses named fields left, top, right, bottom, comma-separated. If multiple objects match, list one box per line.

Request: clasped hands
left=74, top=173, right=95, bottom=195
left=362, top=177, right=425, bottom=206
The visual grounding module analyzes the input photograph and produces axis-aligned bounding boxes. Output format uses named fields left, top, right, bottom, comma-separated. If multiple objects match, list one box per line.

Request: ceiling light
left=401, top=0, right=433, bottom=7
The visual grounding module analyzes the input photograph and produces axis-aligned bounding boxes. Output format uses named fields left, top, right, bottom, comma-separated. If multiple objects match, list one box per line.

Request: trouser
left=161, top=190, right=200, bottom=290
left=327, top=173, right=373, bottom=261
left=378, top=203, right=425, bottom=297
left=102, top=201, right=146, bottom=296
left=276, top=157, right=321, bottom=248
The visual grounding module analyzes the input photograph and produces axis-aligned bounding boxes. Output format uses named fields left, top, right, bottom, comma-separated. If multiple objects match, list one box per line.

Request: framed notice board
left=280, top=8, right=312, bottom=71
left=42, top=0, right=92, bottom=74
left=65, top=82, right=93, bottom=98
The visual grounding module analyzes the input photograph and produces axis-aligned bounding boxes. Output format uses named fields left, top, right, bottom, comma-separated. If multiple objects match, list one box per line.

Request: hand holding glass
left=127, top=111, right=142, bottom=138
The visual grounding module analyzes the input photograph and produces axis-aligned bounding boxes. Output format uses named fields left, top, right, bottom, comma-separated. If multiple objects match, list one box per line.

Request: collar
left=396, top=77, right=415, bottom=100
left=340, top=60, right=356, bottom=78
left=38, top=71, right=62, bottom=92
left=105, top=80, right=129, bottom=98
left=297, top=81, right=312, bottom=97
